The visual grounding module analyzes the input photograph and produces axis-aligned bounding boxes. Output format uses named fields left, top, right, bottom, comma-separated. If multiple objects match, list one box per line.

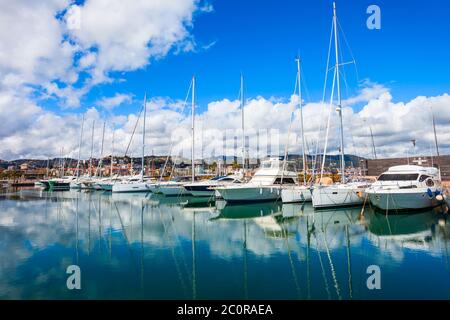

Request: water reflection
left=0, top=189, right=450, bottom=299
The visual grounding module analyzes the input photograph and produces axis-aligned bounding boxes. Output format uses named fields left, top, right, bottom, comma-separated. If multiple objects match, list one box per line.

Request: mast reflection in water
left=0, top=188, right=450, bottom=299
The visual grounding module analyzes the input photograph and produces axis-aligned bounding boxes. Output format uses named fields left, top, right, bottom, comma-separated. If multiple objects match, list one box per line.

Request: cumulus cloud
left=0, top=0, right=205, bottom=108
left=1, top=81, right=449, bottom=161
left=98, top=93, right=133, bottom=110
left=0, top=0, right=212, bottom=158
left=68, top=0, right=199, bottom=84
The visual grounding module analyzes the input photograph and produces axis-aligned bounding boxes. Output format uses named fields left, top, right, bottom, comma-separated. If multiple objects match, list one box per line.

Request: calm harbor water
left=1, top=188, right=450, bottom=300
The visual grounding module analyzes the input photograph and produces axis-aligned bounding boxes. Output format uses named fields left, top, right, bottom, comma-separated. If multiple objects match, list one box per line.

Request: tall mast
left=110, top=128, right=115, bottom=178
left=333, top=2, right=345, bottom=184
left=191, top=76, right=196, bottom=183
left=46, top=157, right=50, bottom=178
left=296, top=58, right=307, bottom=185
left=76, top=114, right=85, bottom=179
left=61, top=147, right=65, bottom=177
left=89, top=120, right=95, bottom=177
left=97, top=121, right=106, bottom=177
left=431, top=108, right=440, bottom=159
left=369, top=124, right=377, bottom=159
left=141, top=93, right=147, bottom=181
left=240, top=74, right=245, bottom=172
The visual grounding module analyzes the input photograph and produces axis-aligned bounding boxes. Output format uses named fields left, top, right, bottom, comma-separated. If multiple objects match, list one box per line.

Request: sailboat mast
left=46, top=157, right=50, bottom=178
left=111, top=129, right=115, bottom=178
left=61, top=147, right=65, bottom=177
left=98, top=121, right=106, bottom=177
left=431, top=109, right=440, bottom=159
left=241, top=74, right=245, bottom=172
left=297, top=58, right=307, bottom=184
left=191, top=76, right=196, bottom=183
left=369, top=124, right=377, bottom=159
left=142, top=93, right=147, bottom=181
left=89, top=120, right=95, bottom=177
left=333, top=2, right=345, bottom=184
left=76, top=114, right=85, bottom=179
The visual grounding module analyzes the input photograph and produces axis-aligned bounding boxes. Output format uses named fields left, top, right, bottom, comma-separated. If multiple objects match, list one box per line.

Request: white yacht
left=215, top=157, right=298, bottom=203
left=366, top=165, right=443, bottom=211
left=93, top=176, right=121, bottom=191
left=112, top=176, right=152, bottom=193
left=281, top=185, right=312, bottom=203
left=157, top=177, right=195, bottom=196
left=311, top=181, right=369, bottom=209
left=184, top=175, right=243, bottom=197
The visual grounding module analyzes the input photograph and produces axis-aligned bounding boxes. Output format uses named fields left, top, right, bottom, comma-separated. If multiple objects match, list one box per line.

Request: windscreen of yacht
left=377, top=174, right=419, bottom=181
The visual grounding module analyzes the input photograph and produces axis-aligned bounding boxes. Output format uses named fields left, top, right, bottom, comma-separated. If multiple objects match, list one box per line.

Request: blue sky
left=81, top=0, right=450, bottom=116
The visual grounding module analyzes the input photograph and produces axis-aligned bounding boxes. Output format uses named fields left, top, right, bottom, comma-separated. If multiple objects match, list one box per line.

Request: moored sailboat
left=311, top=2, right=370, bottom=209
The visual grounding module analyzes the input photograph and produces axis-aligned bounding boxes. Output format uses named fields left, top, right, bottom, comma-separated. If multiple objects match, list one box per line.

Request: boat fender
left=427, top=188, right=434, bottom=198
left=260, top=188, right=263, bottom=195
left=356, top=191, right=363, bottom=198
left=436, top=194, right=444, bottom=202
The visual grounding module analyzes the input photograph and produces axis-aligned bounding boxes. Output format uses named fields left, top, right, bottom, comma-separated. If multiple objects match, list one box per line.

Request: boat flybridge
left=214, top=157, right=298, bottom=203
left=366, top=165, right=443, bottom=211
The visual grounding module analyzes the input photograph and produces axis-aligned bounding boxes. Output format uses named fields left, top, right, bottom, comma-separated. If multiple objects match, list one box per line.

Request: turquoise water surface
left=1, top=188, right=450, bottom=300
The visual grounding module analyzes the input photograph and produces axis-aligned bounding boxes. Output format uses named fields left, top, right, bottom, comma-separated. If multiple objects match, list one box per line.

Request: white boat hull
left=367, top=188, right=441, bottom=211
left=216, top=185, right=281, bottom=203
left=112, top=182, right=151, bottom=193
left=281, top=186, right=312, bottom=203
left=312, top=185, right=365, bottom=208
left=159, top=185, right=191, bottom=196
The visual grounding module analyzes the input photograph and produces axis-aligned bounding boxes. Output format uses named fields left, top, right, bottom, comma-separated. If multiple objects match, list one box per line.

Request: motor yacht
left=184, top=175, right=243, bottom=197
left=366, top=165, right=443, bottom=211
left=214, top=157, right=298, bottom=203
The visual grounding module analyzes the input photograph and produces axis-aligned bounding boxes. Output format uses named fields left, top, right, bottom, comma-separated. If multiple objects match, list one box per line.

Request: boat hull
left=281, top=186, right=312, bottom=203
left=48, top=180, right=70, bottom=191
left=183, top=185, right=214, bottom=197
left=367, top=188, right=441, bottom=211
left=216, top=185, right=281, bottom=203
left=159, top=185, right=191, bottom=196
left=112, top=182, right=151, bottom=193
left=311, top=185, right=365, bottom=208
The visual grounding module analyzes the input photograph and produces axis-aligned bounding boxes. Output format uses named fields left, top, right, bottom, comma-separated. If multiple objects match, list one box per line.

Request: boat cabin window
left=419, top=175, right=431, bottom=182
left=219, top=177, right=235, bottom=182
left=377, top=174, right=419, bottom=181
left=273, top=177, right=296, bottom=185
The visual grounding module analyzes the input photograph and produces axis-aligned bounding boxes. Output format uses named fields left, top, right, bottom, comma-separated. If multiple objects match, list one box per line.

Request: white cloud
left=1, top=82, right=449, bottom=161
left=98, top=93, right=133, bottom=110
left=68, top=0, right=199, bottom=84
left=0, top=0, right=74, bottom=88
left=0, top=0, right=204, bottom=108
